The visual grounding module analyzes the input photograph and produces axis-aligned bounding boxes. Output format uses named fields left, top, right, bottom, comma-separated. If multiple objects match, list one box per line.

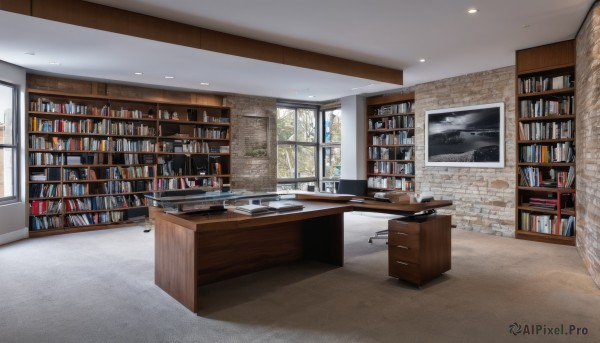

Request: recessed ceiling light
left=49, top=61, right=60, bottom=65
left=24, top=51, right=35, bottom=56
left=164, top=76, right=175, bottom=79
left=200, top=82, right=210, bottom=86
left=521, top=24, right=531, bottom=29
left=308, top=95, right=316, bottom=98
left=134, top=72, right=143, bottom=75
left=467, top=8, right=478, bottom=14
left=351, top=83, right=377, bottom=91
left=419, top=59, right=426, bottom=63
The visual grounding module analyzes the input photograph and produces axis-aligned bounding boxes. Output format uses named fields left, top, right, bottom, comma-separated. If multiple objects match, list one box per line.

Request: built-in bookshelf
left=366, top=93, right=415, bottom=193
left=27, top=87, right=230, bottom=236
left=515, top=40, right=576, bottom=246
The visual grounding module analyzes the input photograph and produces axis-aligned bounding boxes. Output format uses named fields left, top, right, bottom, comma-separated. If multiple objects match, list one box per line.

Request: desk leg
left=302, top=213, right=344, bottom=266
left=155, top=218, right=198, bottom=313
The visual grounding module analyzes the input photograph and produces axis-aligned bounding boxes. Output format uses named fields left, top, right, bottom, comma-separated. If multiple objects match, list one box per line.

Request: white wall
left=0, top=60, right=27, bottom=245
left=340, top=95, right=366, bottom=180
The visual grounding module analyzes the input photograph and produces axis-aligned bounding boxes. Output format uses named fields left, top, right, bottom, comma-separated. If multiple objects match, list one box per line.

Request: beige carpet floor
left=0, top=212, right=598, bottom=343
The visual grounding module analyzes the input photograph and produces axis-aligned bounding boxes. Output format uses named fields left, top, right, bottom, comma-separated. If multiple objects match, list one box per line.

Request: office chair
left=336, top=180, right=386, bottom=243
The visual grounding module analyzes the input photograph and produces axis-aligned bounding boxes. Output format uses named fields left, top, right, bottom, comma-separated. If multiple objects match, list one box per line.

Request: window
left=0, top=80, right=18, bottom=204
left=276, top=105, right=318, bottom=191
left=320, top=108, right=341, bottom=193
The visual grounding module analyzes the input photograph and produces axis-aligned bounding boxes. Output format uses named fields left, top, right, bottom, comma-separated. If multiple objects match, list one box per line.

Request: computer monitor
left=337, top=179, right=367, bottom=196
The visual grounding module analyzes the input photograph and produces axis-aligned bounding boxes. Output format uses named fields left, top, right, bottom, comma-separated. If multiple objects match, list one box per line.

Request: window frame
left=0, top=80, right=19, bottom=205
left=319, top=107, right=341, bottom=193
left=276, top=103, right=319, bottom=190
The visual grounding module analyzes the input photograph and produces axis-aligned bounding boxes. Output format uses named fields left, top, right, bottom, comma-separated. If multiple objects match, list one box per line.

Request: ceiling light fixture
left=467, top=8, right=478, bottom=14
left=419, top=59, right=426, bottom=63
left=200, top=82, right=210, bottom=86
left=49, top=61, right=60, bottom=65
left=134, top=72, right=143, bottom=75
left=351, top=83, right=377, bottom=91
left=164, top=76, right=174, bottom=79
left=24, top=51, right=35, bottom=56
left=308, top=95, right=316, bottom=98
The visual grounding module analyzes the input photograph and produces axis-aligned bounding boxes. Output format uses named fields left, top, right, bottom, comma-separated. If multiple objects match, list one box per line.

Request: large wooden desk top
left=154, top=201, right=352, bottom=233
left=351, top=199, right=453, bottom=214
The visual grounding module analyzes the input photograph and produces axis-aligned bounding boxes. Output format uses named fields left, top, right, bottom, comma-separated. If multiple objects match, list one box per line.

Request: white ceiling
left=0, top=0, right=593, bottom=102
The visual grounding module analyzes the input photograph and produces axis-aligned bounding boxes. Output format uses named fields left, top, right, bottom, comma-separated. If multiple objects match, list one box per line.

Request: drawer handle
left=396, top=261, right=409, bottom=266
left=395, top=245, right=409, bottom=249
left=392, top=232, right=408, bottom=236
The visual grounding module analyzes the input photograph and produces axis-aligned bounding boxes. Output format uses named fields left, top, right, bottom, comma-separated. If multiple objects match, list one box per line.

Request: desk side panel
left=196, top=222, right=304, bottom=285
left=302, top=213, right=344, bottom=266
left=155, top=219, right=198, bottom=312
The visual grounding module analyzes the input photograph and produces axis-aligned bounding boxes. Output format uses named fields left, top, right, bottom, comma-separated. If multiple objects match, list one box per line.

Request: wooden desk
left=154, top=198, right=453, bottom=312
left=154, top=201, right=351, bottom=313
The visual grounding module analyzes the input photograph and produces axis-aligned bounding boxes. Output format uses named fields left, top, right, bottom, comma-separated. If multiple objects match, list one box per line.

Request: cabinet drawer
left=388, top=228, right=420, bottom=246
left=389, top=243, right=419, bottom=264
left=389, top=258, right=421, bottom=284
left=388, top=219, right=421, bottom=236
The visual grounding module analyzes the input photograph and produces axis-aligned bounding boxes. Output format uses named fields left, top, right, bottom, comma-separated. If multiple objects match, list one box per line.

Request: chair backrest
left=337, top=179, right=367, bottom=196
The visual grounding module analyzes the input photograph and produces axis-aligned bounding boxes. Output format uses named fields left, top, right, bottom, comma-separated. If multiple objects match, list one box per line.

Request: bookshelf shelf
left=515, top=40, right=576, bottom=246
left=366, top=93, right=416, bottom=192
left=27, top=86, right=231, bottom=234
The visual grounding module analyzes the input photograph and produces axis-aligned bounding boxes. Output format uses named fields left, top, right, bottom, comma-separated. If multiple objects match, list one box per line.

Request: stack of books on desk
left=234, top=204, right=272, bottom=215
left=267, top=201, right=304, bottom=212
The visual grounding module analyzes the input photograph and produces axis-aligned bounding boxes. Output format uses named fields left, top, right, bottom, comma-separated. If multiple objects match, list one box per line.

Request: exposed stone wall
left=575, top=2, right=600, bottom=288
left=415, top=67, right=516, bottom=236
left=224, top=95, right=277, bottom=191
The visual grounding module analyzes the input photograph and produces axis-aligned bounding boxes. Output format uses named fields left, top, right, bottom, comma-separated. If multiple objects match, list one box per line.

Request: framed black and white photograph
left=425, top=103, right=504, bottom=168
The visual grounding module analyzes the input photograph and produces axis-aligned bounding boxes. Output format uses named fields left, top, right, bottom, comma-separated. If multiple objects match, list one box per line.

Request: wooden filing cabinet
left=388, top=214, right=451, bottom=286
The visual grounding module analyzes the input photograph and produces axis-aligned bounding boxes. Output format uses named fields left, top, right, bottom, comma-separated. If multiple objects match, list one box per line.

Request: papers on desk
left=267, top=201, right=305, bottom=212
left=234, top=204, right=272, bottom=215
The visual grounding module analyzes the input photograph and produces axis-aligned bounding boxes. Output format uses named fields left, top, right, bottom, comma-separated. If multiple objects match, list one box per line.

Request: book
left=234, top=204, right=271, bottom=215
left=267, top=201, right=304, bottom=212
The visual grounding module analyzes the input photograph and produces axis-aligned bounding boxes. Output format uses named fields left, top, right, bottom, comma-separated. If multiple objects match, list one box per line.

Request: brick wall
left=576, top=2, right=600, bottom=288
left=415, top=67, right=516, bottom=236
left=224, top=95, right=277, bottom=191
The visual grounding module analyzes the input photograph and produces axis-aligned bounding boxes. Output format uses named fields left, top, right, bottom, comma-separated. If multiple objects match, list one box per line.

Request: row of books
left=109, top=122, right=156, bottom=136
left=371, top=132, right=414, bottom=146
left=527, top=197, right=564, bottom=210
left=154, top=177, right=222, bottom=190
left=519, top=96, right=574, bottom=118
left=518, top=120, right=573, bottom=140
left=367, top=176, right=414, bottom=191
left=30, top=200, right=62, bottom=215
left=519, top=142, right=574, bottom=163
left=113, top=138, right=155, bottom=152
left=63, top=195, right=146, bottom=212
left=519, top=166, right=575, bottom=188
left=368, top=147, right=413, bottom=161
left=520, top=212, right=575, bottom=236
left=375, top=102, right=414, bottom=115
left=29, top=117, right=155, bottom=136
left=368, top=116, right=414, bottom=130
left=196, top=127, right=229, bottom=139
left=518, top=75, right=574, bottom=94
left=30, top=135, right=110, bottom=151
left=65, top=211, right=125, bottom=227
left=30, top=216, right=63, bottom=230
left=30, top=184, right=61, bottom=198
left=371, top=162, right=414, bottom=175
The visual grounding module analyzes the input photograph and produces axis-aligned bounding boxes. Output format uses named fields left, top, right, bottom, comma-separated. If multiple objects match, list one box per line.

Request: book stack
left=234, top=204, right=271, bottom=215
left=267, top=201, right=304, bottom=212
left=528, top=197, right=560, bottom=210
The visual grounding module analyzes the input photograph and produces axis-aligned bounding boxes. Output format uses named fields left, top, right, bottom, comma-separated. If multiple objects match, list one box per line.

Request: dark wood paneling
left=0, top=0, right=31, bottom=14
left=196, top=222, right=304, bottom=285
left=154, top=219, right=197, bottom=312
left=283, top=47, right=403, bottom=85
left=516, top=40, right=575, bottom=74
left=25, top=0, right=403, bottom=83
left=367, top=92, right=415, bottom=106
left=27, top=74, right=104, bottom=95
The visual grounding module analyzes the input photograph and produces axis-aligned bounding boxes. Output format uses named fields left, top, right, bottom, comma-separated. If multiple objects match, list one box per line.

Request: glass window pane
left=277, top=108, right=295, bottom=141
left=322, top=147, right=341, bottom=178
left=324, top=109, right=341, bottom=143
left=277, top=144, right=295, bottom=178
left=297, top=145, right=316, bottom=178
left=0, top=84, right=14, bottom=145
left=297, top=108, right=316, bottom=142
left=297, top=181, right=316, bottom=192
left=0, top=147, right=15, bottom=198
left=277, top=183, right=296, bottom=191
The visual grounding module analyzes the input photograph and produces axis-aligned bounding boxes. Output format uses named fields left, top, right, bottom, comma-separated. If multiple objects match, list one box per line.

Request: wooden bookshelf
left=27, top=87, right=230, bottom=236
left=515, top=40, right=576, bottom=246
left=366, top=93, right=415, bottom=192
